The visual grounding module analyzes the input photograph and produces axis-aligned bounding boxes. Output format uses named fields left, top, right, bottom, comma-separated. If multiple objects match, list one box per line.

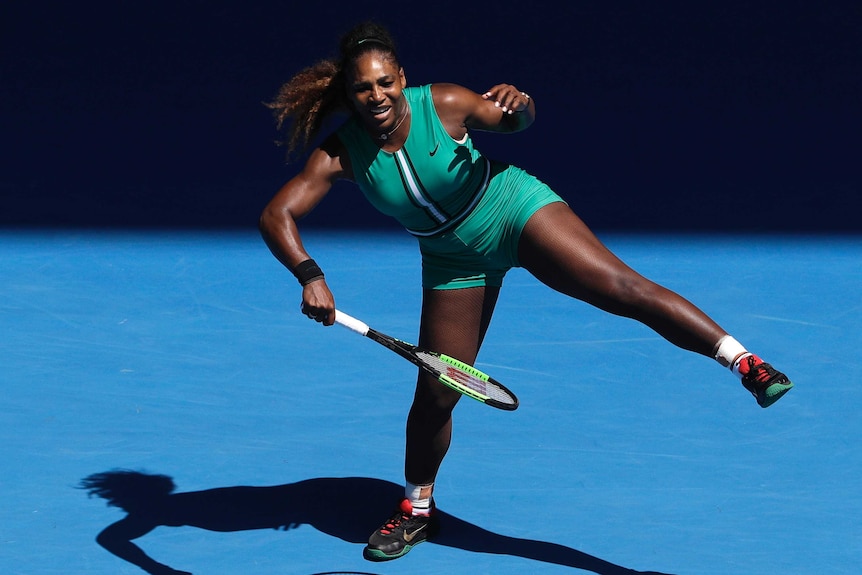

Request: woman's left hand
left=482, top=84, right=531, bottom=114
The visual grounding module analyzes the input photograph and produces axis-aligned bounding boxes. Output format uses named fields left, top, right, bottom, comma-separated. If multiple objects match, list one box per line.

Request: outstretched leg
left=517, top=202, right=793, bottom=407
left=518, top=202, right=725, bottom=355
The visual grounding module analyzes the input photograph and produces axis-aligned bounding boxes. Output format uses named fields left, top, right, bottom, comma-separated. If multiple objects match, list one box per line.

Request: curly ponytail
left=266, top=59, right=345, bottom=159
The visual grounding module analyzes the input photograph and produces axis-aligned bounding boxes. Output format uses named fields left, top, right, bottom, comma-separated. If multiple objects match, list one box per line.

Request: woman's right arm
left=259, top=134, right=350, bottom=326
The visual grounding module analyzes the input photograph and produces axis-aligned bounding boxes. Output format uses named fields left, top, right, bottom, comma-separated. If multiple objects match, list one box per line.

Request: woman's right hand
left=300, top=279, right=336, bottom=325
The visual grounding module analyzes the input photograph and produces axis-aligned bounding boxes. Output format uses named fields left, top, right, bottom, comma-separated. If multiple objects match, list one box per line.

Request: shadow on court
left=80, top=471, right=674, bottom=575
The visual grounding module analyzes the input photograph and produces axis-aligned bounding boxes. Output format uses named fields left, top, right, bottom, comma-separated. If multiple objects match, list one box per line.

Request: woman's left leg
left=518, top=202, right=725, bottom=355
left=517, top=202, right=793, bottom=407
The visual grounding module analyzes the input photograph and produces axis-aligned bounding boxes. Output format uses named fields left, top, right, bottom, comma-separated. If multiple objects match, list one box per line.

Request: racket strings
left=415, top=351, right=513, bottom=404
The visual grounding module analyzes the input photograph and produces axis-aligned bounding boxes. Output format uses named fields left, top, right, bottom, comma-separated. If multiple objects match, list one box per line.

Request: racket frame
left=334, top=310, right=518, bottom=411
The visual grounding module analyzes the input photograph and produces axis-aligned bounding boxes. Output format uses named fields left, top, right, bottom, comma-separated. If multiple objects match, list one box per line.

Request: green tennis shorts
left=418, top=163, right=566, bottom=290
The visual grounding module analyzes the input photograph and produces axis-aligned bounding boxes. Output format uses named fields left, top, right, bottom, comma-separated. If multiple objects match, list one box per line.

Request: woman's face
left=346, top=51, right=407, bottom=135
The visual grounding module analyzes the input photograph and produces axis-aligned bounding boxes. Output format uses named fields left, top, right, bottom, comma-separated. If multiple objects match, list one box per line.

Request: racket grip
left=334, top=309, right=370, bottom=336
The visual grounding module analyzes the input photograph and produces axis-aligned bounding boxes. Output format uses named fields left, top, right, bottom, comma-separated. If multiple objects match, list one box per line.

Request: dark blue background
left=2, top=1, right=859, bottom=232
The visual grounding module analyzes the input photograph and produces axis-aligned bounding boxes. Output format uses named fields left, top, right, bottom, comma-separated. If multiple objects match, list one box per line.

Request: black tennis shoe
left=364, top=499, right=438, bottom=561
left=738, top=355, right=794, bottom=408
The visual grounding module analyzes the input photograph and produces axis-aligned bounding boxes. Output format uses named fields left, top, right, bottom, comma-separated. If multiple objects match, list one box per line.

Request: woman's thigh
left=517, top=202, right=651, bottom=310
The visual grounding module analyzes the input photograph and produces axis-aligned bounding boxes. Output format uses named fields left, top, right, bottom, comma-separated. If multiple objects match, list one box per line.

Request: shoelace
left=379, top=511, right=410, bottom=535
left=743, top=356, right=775, bottom=386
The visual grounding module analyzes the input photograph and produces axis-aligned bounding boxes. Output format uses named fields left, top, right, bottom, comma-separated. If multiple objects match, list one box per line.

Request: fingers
left=301, top=301, right=334, bottom=325
left=482, top=84, right=530, bottom=114
left=300, top=281, right=335, bottom=325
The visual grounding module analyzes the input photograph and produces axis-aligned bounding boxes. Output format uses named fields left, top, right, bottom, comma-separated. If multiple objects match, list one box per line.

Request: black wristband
left=293, top=259, right=324, bottom=286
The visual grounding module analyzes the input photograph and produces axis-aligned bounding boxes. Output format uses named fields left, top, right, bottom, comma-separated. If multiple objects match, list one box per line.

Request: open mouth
left=370, top=105, right=392, bottom=120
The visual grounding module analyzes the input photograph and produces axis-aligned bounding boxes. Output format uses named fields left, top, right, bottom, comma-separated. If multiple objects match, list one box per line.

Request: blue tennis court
left=3, top=229, right=860, bottom=575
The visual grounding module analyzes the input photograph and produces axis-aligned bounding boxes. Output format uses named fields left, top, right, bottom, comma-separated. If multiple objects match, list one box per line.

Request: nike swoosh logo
left=403, top=523, right=428, bottom=543
left=429, top=143, right=440, bottom=156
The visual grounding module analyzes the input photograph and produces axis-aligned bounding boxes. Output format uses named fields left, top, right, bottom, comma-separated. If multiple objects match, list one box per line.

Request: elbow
left=259, top=202, right=301, bottom=249
left=258, top=209, right=271, bottom=237
left=258, top=204, right=283, bottom=238
left=506, top=113, right=534, bottom=133
left=496, top=117, right=531, bottom=134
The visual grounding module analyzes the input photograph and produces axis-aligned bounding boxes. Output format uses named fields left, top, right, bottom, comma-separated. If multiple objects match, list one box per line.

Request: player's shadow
left=80, top=470, right=675, bottom=575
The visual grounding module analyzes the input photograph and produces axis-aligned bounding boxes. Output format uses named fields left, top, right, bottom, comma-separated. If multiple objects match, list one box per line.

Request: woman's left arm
left=432, top=83, right=535, bottom=137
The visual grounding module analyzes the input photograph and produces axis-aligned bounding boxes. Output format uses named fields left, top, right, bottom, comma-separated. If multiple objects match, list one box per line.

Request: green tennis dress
left=337, top=83, right=565, bottom=289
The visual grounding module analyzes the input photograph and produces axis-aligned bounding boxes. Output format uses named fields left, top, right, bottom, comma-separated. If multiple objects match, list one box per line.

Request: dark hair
left=266, top=20, right=400, bottom=159
left=337, top=20, right=399, bottom=67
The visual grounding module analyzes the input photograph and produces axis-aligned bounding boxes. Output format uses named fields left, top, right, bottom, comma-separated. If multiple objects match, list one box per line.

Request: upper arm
left=263, top=134, right=351, bottom=222
left=431, top=83, right=520, bottom=137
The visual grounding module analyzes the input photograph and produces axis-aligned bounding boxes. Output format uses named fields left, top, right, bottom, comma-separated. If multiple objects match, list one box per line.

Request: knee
left=412, top=376, right=461, bottom=417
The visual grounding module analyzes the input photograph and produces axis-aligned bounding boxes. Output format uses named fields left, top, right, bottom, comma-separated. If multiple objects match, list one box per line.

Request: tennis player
left=259, top=20, right=794, bottom=561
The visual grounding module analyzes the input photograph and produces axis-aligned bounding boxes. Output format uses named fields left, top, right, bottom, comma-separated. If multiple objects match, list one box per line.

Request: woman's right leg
left=405, top=285, right=500, bottom=486
left=365, top=285, right=500, bottom=561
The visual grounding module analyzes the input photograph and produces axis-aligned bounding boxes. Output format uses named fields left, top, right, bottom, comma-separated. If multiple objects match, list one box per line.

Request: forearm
left=260, top=202, right=331, bottom=317
left=259, top=204, right=314, bottom=273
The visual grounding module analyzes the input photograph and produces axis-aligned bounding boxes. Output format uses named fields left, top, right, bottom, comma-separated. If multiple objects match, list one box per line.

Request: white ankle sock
left=405, top=482, right=433, bottom=516
left=712, top=335, right=748, bottom=370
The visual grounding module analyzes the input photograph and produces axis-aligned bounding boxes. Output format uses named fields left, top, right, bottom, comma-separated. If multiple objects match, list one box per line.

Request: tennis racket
left=334, top=310, right=519, bottom=411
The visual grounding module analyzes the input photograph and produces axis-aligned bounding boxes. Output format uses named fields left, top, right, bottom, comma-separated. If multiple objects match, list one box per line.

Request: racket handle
left=334, top=309, right=370, bottom=336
